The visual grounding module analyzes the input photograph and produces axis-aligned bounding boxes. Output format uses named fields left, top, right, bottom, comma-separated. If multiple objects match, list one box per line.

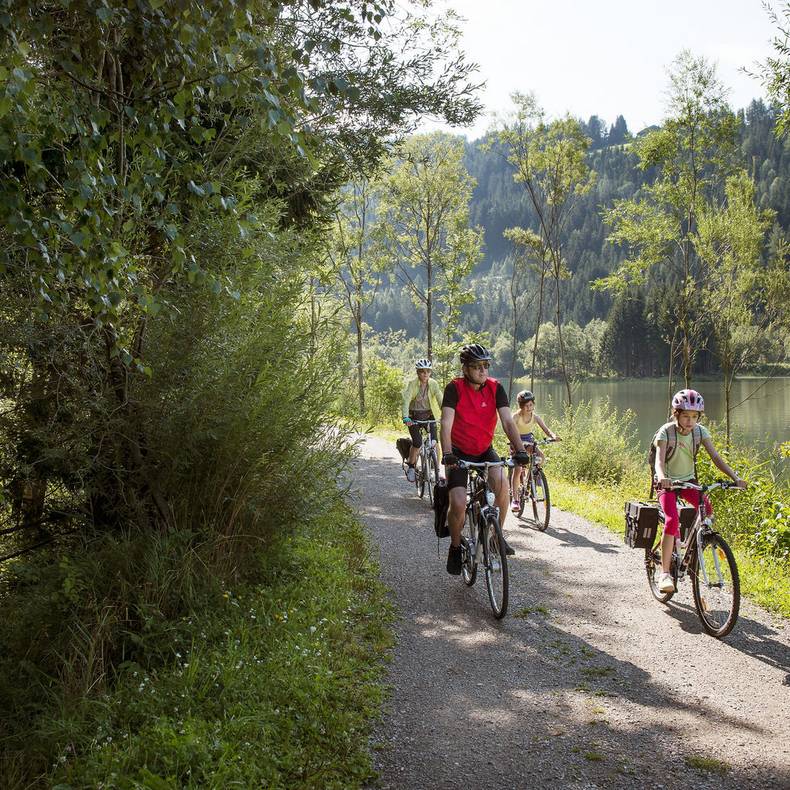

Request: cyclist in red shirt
left=440, top=344, right=529, bottom=574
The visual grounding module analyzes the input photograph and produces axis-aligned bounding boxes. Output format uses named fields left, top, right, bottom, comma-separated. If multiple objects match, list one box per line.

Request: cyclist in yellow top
left=510, top=389, right=559, bottom=512
left=401, top=358, right=443, bottom=483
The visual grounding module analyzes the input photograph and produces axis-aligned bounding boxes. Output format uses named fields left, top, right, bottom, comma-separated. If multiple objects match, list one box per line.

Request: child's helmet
left=671, top=389, right=705, bottom=412
left=459, top=343, right=492, bottom=365
left=517, top=389, right=535, bottom=404
left=414, top=358, right=432, bottom=370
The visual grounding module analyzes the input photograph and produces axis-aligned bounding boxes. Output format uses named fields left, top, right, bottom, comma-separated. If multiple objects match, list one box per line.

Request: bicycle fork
left=695, top=523, right=725, bottom=590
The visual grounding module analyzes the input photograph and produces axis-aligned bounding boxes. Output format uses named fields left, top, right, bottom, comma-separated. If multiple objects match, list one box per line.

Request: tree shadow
left=526, top=522, right=620, bottom=555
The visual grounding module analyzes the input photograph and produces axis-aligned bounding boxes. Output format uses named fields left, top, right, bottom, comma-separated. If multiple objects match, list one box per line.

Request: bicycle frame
left=666, top=481, right=733, bottom=588
left=409, top=419, right=438, bottom=503
left=457, top=458, right=514, bottom=618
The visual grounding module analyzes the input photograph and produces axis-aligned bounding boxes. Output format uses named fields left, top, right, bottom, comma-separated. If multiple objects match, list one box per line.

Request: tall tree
left=487, top=93, right=594, bottom=405
left=695, top=171, right=784, bottom=443
left=750, top=1, right=790, bottom=136
left=596, top=51, right=738, bottom=387
left=378, top=132, right=482, bottom=360
left=325, top=177, right=387, bottom=415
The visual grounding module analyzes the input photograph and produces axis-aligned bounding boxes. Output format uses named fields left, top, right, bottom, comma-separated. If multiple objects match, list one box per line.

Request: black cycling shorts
left=446, top=445, right=501, bottom=490
left=408, top=410, right=436, bottom=447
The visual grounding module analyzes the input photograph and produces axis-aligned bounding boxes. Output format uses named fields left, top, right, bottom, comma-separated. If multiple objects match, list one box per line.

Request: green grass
left=685, top=754, right=731, bottom=774
left=29, top=502, right=393, bottom=788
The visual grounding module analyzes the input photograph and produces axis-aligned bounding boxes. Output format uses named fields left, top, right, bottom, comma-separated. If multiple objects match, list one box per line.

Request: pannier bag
left=624, top=500, right=659, bottom=548
left=395, top=437, right=412, bottom=461
left=433, top=482, right=450, bottom=538
left=678, top=505, right=696, bottom=541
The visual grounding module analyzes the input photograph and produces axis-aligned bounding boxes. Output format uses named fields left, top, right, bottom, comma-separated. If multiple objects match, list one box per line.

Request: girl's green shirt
left=654, top=423, right=711, bottom=481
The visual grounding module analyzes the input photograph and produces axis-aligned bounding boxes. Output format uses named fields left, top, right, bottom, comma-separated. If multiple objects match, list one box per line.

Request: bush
left=696, top=433, right=790, bottom=562
left=364, top=356, right=404, bottom=425
left=548, top=399, right=642, bottom=487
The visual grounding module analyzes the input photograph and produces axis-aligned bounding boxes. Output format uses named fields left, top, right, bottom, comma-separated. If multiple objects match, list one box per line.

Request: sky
left=419, top=0, right=779, bottom=139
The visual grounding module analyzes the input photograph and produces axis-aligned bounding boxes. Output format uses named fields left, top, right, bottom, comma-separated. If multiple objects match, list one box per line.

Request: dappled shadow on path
left=355, top=446, right=789, bottom=790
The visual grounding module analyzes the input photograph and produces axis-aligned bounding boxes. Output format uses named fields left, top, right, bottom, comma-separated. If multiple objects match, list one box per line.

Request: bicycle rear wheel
left=462, top=508, right=477, bottom=586
left=530, top=469, right=550, bottom=531
left=645, top=532, right=674, bottom=603
left=691, top=533, right=740, bottom=638
left=483, top=515, right=509, bottom=618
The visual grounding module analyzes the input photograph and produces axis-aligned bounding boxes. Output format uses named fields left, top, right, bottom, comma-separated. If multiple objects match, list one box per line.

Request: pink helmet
left=672, top=389, right=705, bottom=412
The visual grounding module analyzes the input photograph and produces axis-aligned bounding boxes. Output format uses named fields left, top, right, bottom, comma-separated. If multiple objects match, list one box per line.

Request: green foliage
left=545, top=399, right=642, bottom=487
left=362, top=356, right=403, bottom=425
left=695, top=430, right=790, bottom=562
left=1, top=500, right=392, bottom=786
left=376, top=132, right=483, bottom=358
left=751, top=1, right=790, bottom=137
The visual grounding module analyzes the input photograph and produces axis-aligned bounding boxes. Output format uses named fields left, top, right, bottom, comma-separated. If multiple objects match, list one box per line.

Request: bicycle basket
left=624, top=501, right=659, bottom=548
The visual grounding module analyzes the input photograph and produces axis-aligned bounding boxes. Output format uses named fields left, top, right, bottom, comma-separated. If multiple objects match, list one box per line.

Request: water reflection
left=507, top=377, right=789, bottom=458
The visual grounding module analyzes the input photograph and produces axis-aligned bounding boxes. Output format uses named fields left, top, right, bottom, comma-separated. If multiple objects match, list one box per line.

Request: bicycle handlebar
left=410, top=419, right=437, bottom=426
left=457, top=458, right=514, bottom=470
left=667, top=480, right=743, bottom=492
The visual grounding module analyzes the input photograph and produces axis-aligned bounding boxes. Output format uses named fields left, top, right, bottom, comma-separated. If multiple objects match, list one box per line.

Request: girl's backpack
left=648, top=422, right=702, bottom=497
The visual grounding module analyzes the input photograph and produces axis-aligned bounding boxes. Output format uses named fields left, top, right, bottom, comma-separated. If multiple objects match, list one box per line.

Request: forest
left=362, top=99, right=790, bottom=384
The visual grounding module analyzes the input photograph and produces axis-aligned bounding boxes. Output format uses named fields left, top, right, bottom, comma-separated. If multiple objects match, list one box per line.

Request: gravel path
left=354, top=435, right=790, bottom=790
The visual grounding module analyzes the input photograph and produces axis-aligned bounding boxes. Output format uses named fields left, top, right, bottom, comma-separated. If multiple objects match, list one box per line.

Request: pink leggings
left=658, top=489, right=711, bottom=539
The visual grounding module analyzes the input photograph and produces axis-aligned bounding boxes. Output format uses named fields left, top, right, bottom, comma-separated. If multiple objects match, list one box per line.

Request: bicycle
left=645, top=480, right=742, bottom=638
left=457, top=458, right=517, bottom=619
left=407, top=419, right=439, bottom=507
left=509, top=438, right=556, bottom=530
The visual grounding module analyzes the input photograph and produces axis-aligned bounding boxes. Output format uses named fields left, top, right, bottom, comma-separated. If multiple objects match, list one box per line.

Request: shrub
left=364, top=356, right=404, bottom=425
left=548, top=399, right=642, bottom=487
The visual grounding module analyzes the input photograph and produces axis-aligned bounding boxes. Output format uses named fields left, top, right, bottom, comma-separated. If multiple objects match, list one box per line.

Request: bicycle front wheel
left=426, top=449, right=438, bottom=507
left=483, top=515, right=509, bottom=618
left=462, top=508, right=477, bottom=586
left=691, top=533, right=740, bottom=638
left=530, top=469, right=550, bottom=531
left=416, top=450, right=426, bottom=498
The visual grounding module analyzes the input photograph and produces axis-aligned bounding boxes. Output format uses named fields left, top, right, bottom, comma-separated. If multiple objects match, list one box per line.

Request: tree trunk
left=530, top=260, right=547, bottom=392
left=355, top=299, right=365, bottom=415
left=667, top=328, right=678, bottom=420
left=554, top=265, right=572, bottom=407
left=508, top=270, right=518, bottom=400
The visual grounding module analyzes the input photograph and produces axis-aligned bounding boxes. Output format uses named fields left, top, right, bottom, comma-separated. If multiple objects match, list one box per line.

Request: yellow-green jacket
left=401, top=377, right=443, bottom=421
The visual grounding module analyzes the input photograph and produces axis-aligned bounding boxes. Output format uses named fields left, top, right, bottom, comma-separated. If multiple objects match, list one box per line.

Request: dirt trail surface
left=354, top=435, right=790, bottom=790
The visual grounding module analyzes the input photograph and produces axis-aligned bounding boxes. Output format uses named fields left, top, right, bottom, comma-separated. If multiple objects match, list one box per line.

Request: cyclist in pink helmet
left=671, top=388, right=705, bottom=412
left=652, top=389, right=746, bottom=594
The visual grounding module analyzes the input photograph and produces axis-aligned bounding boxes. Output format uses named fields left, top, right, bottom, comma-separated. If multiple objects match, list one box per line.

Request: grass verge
left=24, top=500, right=393, bottom=788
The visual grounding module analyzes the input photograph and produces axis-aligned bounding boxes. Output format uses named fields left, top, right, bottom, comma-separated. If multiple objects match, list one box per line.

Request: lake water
left=507, top=376, right=790, bottom=468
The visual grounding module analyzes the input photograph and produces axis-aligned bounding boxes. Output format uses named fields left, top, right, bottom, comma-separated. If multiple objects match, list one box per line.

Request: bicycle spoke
left=483, top=515, right=508, bottom=618
left=692, top=534, right=740, bottom=638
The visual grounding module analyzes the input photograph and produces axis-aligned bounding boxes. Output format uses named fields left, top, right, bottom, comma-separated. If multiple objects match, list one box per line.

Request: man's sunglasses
left=467, top=361, right=490, bottom=371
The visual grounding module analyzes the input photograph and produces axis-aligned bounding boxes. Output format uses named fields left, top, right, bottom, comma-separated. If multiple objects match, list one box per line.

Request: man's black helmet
left=517, top=389, right=535, bottom=403
left=459, top=343, right=492, bottom=365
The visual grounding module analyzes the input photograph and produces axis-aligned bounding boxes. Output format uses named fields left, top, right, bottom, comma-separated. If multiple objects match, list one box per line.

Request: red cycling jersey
left=444, top=376, right=504, bottom=455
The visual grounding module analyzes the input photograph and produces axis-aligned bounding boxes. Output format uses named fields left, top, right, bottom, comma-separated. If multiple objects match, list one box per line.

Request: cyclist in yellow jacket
left=401, top=358, right=443, bottom=483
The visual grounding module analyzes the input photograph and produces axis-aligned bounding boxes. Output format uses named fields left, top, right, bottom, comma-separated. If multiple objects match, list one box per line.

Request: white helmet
left=415, top=358, right=432, bottom=370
